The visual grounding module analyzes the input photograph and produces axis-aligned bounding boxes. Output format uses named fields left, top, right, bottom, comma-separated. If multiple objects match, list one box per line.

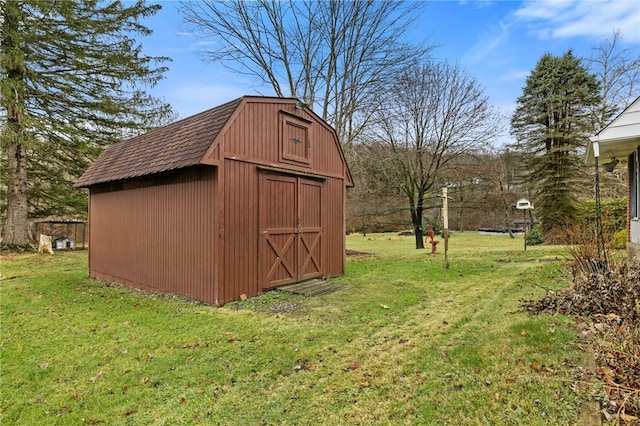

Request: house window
left=632, top=149, right=639, bottom=218
left=280, top=110, right=312, bottom=166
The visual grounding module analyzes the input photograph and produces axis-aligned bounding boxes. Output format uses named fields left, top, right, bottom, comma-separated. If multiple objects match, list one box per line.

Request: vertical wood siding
left=220, top=101, right=347, bottom=179
left=89, top=167, right=218, bottom=304
left=222, top=159, right=260, bottom=303
left=323, top=177, right=346, bottom=275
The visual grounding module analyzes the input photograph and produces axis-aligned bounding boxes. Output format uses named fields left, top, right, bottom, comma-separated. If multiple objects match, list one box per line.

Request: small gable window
left=280, top=110, right=312, bottom=166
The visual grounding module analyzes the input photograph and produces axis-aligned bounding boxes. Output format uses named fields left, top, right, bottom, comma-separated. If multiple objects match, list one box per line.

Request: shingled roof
left=74, top=97, right=243, bottom=188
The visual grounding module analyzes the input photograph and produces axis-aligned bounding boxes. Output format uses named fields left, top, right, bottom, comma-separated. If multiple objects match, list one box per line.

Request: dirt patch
left=346, top=249, right=375, bottom=258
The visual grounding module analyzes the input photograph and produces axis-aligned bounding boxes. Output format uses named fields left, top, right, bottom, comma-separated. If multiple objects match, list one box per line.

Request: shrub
left=576, top=198, right=627, bottom=233
left=526, top=225, right=543, bottom=246
left=611, top=229, right=627, bottom=250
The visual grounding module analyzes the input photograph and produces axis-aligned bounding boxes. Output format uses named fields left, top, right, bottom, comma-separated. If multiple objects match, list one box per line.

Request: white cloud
left=514, top=0, right=640, bottom=42
left=193, top=40, right=217, bottom=48
left=513, top=1, right=575, bottom=21
left=465, top=21, right=512, bottom=63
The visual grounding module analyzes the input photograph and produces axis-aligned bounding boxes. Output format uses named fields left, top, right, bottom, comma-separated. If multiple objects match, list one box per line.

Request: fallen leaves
left=224, top=331, right=240, bottom=343
left=529, top=362, right=556, bottom=375
left=345, top=362, right=361, bottom=371
left=293, top=358, right=316, bottom=372
left=522, top=262, right=640, bottom=419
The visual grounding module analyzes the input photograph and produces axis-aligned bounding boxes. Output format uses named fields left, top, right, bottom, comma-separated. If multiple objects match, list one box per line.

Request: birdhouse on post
left=516, top=198, right=534, bottom=251
left=516, top=198, right=533, bottom=210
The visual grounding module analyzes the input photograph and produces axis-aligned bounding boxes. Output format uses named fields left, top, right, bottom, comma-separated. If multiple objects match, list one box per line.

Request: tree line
left=2, top=1, right=638, bottom=248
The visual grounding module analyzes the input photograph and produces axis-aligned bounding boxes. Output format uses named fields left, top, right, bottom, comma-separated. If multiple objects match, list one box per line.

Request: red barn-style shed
left=75, top=96, right=353, bottom=306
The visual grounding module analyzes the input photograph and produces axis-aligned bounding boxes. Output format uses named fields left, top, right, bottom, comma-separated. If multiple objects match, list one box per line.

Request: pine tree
left=510, top=51, right=600, bottom=242
left=1, top=0, right=173, bottom=246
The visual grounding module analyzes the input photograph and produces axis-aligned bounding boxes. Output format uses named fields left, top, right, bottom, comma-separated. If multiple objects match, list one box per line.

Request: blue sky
left=141, top=0, right=640, bottom=138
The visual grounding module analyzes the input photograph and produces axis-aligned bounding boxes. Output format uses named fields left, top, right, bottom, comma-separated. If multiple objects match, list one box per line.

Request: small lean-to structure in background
left=75, top=96, right=353, bottom=306
left=34, top=219, right=87, bottom=251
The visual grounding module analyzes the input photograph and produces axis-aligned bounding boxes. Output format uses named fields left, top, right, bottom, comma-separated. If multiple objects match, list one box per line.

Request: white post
left=443, top=187, right=449, bottom=272
left=516, top=199, right=533, bottom=252
left=592, top=139, right=607, bottom=265
left=523, top=209, right=527, bottom=251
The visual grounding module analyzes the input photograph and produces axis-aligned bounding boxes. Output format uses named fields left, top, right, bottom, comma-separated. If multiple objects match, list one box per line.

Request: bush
left=576, top=198, right=627, bottom=233
left=526, top=225, right=543, bottom=246
left=611, top=229, right=627, bottom=250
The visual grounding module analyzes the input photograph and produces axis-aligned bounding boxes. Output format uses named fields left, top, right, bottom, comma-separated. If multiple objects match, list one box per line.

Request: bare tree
left=583, top=30, right=639, bottom=202
left=179, top=0, right=431, bottom=146
left=345, top=144, right=408, bottom=234
left=367, top=62, right=502, bottom=249
left=586, top=30, right=640, bottom=129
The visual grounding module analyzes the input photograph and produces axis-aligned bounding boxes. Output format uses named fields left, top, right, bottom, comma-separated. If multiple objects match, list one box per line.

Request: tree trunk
left=4, top=143, right=30, bottom=246
left=503, top=204, right=515, bottom=238
left=2, top=2, right=30, bottom=246
left=411, top=207, right=425, bottom=249
left=499, top=179, right=515, bottom=238
left=458, top=190, right=465, bottom=231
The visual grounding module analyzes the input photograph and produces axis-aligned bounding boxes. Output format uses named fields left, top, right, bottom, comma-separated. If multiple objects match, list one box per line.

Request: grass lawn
left=1, top=232, right=585, bottom=425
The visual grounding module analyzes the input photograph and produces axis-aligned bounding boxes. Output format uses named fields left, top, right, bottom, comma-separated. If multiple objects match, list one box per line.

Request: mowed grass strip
left=1, top=233, right=581, bottom=425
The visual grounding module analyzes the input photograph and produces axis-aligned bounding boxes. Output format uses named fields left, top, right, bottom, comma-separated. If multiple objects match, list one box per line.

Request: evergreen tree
left=510, top=51, right=600, bottom=242
left=1, top=0, right=173, bottom=246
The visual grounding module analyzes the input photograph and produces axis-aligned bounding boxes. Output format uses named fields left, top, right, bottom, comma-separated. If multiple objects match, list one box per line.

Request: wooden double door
left=259, top=172, right=323, bottom=289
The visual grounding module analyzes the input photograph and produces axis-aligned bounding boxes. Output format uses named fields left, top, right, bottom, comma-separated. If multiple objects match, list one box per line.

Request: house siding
left=629, top=149, right=640, bottom=260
